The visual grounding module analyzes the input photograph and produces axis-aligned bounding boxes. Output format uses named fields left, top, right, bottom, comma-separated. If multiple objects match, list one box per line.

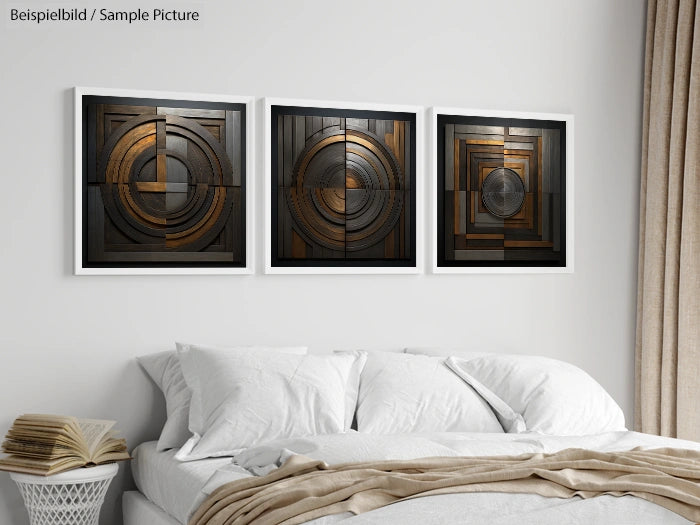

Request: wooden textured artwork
left=438, top=115, right=566, bottom=267
left=271, top=106, right=415, bottom=267
left=82, top=96, right=245, bottom=267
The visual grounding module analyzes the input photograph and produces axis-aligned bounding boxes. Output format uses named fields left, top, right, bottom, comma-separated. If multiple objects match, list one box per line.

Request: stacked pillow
left=138, top=344, right=308, bottom=452
left=406, top=348, right=626, bottom=436
left=445, top=354, right=626, bottom=435
left=352, top=351, right=503, bottom=434
left=139, top=344, right=626, bottom=461
left=175, top=345, right=366, bottom=460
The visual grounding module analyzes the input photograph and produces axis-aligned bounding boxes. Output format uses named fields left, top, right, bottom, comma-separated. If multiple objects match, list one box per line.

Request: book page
left=0, top=453, right=86, bottom=476
left=93, top=434, right=129, bottom=461
left=76, top=419, right=115, bottom=457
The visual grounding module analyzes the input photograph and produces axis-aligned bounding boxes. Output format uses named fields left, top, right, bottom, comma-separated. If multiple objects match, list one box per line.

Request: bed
left=125, top=344, right=700, bottom=525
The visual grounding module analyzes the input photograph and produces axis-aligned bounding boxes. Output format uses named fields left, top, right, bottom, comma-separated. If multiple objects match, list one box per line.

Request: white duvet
left=135, top=431, right=700, bottom=525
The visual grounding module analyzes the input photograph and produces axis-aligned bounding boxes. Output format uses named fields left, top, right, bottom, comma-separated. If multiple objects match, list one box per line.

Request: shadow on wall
left=0, top=358, right=166, bottom=525
left=0, top=476, right=26, bottom=525
left=63, top=88, right=73, bottom=277
left=101, top=359, right=167, bottom=525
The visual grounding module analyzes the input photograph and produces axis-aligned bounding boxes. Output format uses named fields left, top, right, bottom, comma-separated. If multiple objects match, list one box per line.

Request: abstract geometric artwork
left=267, top=101, right=418, bottom=272
left=434, top=109, right=572, bottom=271
left=75, top=88, right=253, bottom=274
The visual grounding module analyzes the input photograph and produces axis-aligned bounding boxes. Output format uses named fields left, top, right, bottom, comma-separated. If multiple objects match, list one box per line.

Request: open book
left=0, top=414, right=130, bottom=476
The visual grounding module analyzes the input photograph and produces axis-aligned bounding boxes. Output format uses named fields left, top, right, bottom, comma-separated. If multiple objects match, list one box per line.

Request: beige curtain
left=635, top=0, right=699, bottom=441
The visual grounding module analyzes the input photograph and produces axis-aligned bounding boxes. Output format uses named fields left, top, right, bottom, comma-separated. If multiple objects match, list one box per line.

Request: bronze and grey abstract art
left=437, top=114, right=566, bottom=267
left=271, top=106, right=415, bottom=268
left=82, top=96, right=245, bottom=268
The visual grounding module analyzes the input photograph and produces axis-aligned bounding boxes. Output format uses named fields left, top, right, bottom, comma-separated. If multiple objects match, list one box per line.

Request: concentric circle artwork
left=272, top=105, right=415, bottom=267
left=437, top=112, right=567, bottom=267
left=286, top=129, right=404, bottom=253
left=99, top=114, right=234, bottom=250
left=82, top=95, right=246, bottom=268
left=481, top=167, right=526, bottom=218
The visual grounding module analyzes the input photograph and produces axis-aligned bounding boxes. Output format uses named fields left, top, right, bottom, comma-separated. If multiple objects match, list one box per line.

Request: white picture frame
left=430, top=106, right=574, bottom=274
left=264, top=97, right=424, bottom=275
left=74, top=86, right=255, bottom=275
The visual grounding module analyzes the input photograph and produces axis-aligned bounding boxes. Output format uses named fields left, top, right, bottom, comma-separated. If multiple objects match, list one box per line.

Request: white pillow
left=405, top=347, right=491, bottom=359
left=175, top=346, right=366, bottom=460
left=356, top=352, right=503, bottom=434
left=446, top=355, right=626, bottom=435
left=137, top=344, right=307, bottom=451
left=137, top=350, right=192, bottom=451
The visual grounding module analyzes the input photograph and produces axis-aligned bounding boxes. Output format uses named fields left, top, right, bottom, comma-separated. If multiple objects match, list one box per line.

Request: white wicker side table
left=10, top=463, right=118, bottom=525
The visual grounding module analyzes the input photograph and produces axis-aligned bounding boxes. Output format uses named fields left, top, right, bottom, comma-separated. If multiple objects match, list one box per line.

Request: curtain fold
left=635, top=0, right=699, bottom=441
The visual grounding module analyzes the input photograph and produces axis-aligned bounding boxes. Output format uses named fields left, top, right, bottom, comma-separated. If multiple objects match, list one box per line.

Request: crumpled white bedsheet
left=134, top=431, right=700, bottom=525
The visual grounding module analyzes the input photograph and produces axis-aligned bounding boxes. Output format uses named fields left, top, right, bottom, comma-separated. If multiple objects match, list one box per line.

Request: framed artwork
left=431, top=107, right=574, bottom=273
left=264, top=98, right=423, bottom=274
left=74, top=87, right=254, bottom=275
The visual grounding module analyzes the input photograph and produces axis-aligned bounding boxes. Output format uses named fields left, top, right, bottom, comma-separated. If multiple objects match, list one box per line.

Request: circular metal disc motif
left=481, top=168, right=526, bottom=218
left=287, top=129, right=403, bottom=252
left=98, top=114, right=235, bottom=250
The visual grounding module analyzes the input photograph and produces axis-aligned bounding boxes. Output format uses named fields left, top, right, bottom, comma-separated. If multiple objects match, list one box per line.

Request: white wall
left=0, top=1, right=646, bottom=523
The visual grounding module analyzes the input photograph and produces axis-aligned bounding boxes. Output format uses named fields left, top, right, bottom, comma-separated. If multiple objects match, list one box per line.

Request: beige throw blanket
left=190, top=447, right=700, bottom=525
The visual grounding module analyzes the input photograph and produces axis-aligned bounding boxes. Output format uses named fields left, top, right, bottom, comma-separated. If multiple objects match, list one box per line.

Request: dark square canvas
left=437, top=113, right=567, bottom=268
left=80, top=94, right=246, bottom=269
left=271, top=105, right=416, bottom=268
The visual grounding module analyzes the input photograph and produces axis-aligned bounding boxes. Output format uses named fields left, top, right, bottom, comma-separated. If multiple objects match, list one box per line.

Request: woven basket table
left=10, top=463, right=118, bottom=525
